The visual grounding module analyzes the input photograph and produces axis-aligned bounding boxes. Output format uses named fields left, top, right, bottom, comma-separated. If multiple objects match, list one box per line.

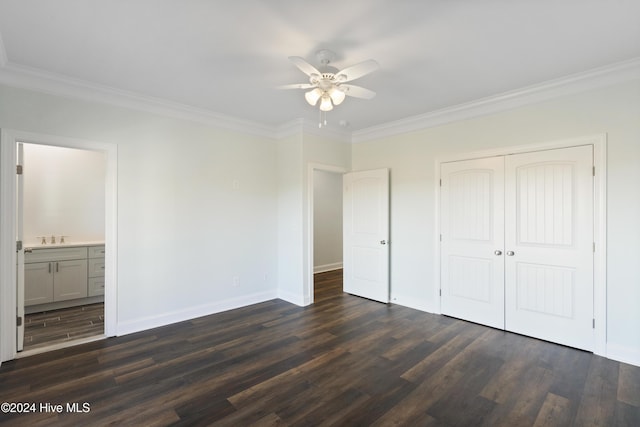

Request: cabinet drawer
left=88, top=277, right=105, bottom=297
left=88, top=245, right=106, bottom=259
left=25, top=247, right=88, bottom=263
left=88, top=258, right=105, bottom=277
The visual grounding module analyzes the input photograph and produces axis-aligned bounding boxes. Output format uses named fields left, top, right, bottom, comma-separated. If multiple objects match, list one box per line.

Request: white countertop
left=25, top=242, right=105, bottom=250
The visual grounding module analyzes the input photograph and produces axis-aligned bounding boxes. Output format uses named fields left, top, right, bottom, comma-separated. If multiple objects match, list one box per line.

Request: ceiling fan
left=279, top=49, right=379, bottom=116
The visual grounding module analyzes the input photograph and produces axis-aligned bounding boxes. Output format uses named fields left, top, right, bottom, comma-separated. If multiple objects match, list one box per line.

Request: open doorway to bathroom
left=312, top=168, right=344, bottom=302
left=18, top=143, right=106, bottom=352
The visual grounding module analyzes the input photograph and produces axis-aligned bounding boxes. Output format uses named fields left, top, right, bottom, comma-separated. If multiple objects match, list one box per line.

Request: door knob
left=494, top=250, right=502, bottom=256
left=380, top=240, right=387, bottom=245
left=506, top=251, right=515, bottom=256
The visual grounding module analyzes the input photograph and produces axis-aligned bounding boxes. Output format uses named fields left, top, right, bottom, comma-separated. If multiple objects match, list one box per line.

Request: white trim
left=606, top=343, right=640, bottom=368
left=277, top=289, right=307, bottom=307
left=16, top=334, right=106, bottom=359
left=117, top=291, right=277, bottom=336
left=391, top=295, right=432, bottom=313
left=0, top=130, right=118, bottom=363
left=314, top=262, right=343, bottom=274
left=434, top=134, right=607, bottom=357
left=353, top=57, right=640, bottom=143
left=305, top=163, right=348, bottom=305
left=276, top=118, right=352, bottom=143
left=0, top=131, right=17, bottom=364
left=0, top=63, right=276, bottom=139
left=1, top=54, right=638, bottom=145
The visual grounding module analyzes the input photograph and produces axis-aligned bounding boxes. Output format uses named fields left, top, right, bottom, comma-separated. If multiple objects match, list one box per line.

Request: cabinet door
left=54, top=259, right=88, bottom=302
left=25, top=262, right=54, bottom=306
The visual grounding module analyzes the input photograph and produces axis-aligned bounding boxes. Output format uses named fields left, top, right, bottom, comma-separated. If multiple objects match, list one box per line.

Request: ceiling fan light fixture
left=304, top=88, right=323, bottom=106
left=319, top=94, right=333, bottom=111
left=328, top=87, right=346, bottom=105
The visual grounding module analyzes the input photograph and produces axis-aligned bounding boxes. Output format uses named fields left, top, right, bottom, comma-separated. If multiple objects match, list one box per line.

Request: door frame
left=0, top=129, right=118, bottom=363
left=305, top=163, right=348, bottom=305
left=434, top=134, right=607, bottom=356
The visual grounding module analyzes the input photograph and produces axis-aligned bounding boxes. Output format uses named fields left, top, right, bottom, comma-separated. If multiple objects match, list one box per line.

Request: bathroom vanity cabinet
left=24, top=244, right=105, bottom=310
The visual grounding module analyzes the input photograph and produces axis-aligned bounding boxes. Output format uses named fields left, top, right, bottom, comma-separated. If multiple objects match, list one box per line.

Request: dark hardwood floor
left=1, top=269, right=638, bottom=426
left=24, top=303, right=104, bottom=350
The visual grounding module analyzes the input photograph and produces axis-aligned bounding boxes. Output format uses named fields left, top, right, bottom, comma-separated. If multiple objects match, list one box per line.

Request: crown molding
left=1, top=54, right=639, bottom=144
left=0, top=62, right=277, bottom=139
left=276, top=118, right=352, bottom=143
left=352, top=57, right=640, bottom=143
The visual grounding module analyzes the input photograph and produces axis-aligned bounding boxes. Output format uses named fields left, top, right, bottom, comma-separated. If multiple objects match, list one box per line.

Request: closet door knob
left=506, top=251, right=515, bottom=256
left=380, top=240, right=387, bottom=245
left=494, top=250, right=502, bottom=256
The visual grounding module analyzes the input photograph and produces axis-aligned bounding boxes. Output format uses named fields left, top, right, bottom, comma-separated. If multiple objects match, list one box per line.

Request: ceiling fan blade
left=335, top=59, right=379, bottom=82
left=288, top=56, right=321, bottom=77
left=340, top=84, right=376, bottom=99
left=277, top=83, right=316, bottom=90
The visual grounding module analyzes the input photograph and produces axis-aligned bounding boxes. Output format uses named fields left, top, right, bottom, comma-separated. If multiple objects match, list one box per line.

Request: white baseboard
left=313, top=262, right=343, bottom=273
left=390, top=295, right=437, bottom=314
left=116, top=290, right=278, bottom=336
left=606, top=343, right=640, bottom=367
left=277, top=289, right=308, bottom=306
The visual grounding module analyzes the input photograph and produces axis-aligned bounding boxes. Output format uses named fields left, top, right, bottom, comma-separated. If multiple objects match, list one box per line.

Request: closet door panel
left=440, top=157, right=505, bottom=329
left=504, top=145, right=594, bottom=351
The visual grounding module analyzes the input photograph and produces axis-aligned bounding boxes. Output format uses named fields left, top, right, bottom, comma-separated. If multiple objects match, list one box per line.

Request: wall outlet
left=233, top=276, right=239, bottom=286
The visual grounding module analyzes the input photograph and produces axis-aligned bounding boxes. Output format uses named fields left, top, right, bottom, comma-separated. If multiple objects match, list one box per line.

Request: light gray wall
left=313, top=169, right=342, bottom=271
left=0, top=84, right=279, bottom=335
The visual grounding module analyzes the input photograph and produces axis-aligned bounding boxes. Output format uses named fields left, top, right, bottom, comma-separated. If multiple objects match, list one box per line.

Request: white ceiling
left=0, top=0, right=639, bottom=132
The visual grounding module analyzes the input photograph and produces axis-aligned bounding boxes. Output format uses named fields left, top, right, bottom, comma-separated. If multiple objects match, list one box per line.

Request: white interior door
left=16, top=142, right=24, bottom=351
left=343, top=168, right=390, bottom=303
left=505, top=145, right=594, bottom=351
left=440, top=157, right=505, bottom=329
left=440, top=145, right=594, bottom=351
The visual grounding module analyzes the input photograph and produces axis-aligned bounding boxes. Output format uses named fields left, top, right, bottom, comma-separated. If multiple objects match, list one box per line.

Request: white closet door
left=504, top=145, right=594, bottom=351
left=440, top=157, right=505, bottom=329
left=343, top=169, right=390, bottom=303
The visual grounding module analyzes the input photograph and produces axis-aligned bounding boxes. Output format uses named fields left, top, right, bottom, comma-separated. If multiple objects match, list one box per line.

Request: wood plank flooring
left=24, top=303, right=104, bottom=350
left=1, top=269, right=638, bottom=426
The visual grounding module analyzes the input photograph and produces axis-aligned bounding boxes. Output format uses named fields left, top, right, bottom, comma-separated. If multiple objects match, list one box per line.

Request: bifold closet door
left=504, top=145, right=594, bottom=351
left=440, top=157, right=505, bottom=329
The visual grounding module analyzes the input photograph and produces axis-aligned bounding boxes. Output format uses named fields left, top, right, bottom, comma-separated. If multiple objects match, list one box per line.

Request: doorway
left=438, top=136, right=607, bottom=353
left=19, top=143, right=106, bottom=352
left=308, top=164, right=347, bottom=303
left=0, top=129, right=117, bottom=363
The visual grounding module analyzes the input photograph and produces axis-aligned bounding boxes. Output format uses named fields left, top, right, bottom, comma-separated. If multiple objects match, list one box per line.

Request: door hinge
left=16, top=240, right=22, bottom=251
left=592, top=166, right=595, bottom=176
left=592, top=318, right=595, bottom=329
left=593, top=242, right=596, bottom=253
left=440, top=234, right=442, bottom=242
left=16, top=164, right=23, bottom=175
left=17, top=316, right=22, bottom=327
left=439, top=179, right=442, bottom=187
left=439, top=289, right=442, bottom=297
